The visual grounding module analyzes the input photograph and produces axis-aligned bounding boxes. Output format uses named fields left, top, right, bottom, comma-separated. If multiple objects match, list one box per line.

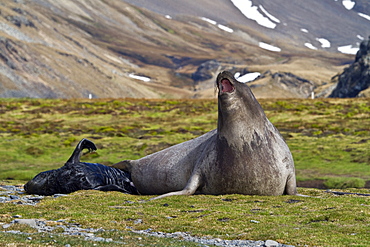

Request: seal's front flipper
left=66, top=138, right=97, bottom=165
left=149, top=172, right=201, bottom=200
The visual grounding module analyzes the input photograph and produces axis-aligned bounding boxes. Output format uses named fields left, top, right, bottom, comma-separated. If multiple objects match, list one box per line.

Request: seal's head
left=216, top=71, right=259, bottom=102
left=216, top=71, right=265, bottom=129
left=217, top=71, right=236, bottom=95
left=24, top=169, right=59, bottom=195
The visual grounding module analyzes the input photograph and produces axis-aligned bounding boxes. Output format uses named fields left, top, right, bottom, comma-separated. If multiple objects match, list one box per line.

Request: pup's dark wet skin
left=24, top=139, right=137, bottom=196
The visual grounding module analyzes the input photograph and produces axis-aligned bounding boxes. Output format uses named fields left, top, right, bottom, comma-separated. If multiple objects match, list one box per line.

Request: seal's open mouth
left=219, top=78, right=235, bottom=94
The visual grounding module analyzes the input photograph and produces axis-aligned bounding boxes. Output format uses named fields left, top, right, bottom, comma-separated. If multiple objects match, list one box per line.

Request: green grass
left=1, top=188, right=370, bottom=246
left=0, top=98, right=368, bottom=183
left=323, top=177, right=366, bottom=189
left=0, top=97, right=370, bottom=246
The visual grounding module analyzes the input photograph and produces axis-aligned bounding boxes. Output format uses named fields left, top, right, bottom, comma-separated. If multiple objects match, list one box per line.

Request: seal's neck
left=217, top=92, right=267, bottom=141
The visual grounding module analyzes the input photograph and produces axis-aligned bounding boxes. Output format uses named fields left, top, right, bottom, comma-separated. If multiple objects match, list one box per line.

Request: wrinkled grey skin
left=113, top=71, right=297, bottom=199
left=24, top=139, right=138, bottom=196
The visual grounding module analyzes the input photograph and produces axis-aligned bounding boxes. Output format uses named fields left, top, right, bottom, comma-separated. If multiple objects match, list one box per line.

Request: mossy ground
left=0, top=97, right=369, bottom=246
left=1, top=188, right=370, bottom=246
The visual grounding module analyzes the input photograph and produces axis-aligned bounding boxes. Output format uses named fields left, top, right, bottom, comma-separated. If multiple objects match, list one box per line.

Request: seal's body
left=24, top=139, right=137, bottom=196
left=113, top=71, right=297, bottom=199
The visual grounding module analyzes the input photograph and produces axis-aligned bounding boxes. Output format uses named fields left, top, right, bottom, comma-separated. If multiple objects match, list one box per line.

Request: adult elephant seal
left=24, top=139, right=138, bottom=196
left=113, top=71, right=297, bottom=199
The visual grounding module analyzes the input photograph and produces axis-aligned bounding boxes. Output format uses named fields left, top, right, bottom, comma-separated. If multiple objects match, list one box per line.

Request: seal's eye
left=221, top=79, right=235, bottom=93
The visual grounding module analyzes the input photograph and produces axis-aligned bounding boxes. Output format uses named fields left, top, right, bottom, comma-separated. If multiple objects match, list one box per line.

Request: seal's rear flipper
left=66, top=139, right=97, bottom=165
left=284, top=173, right=297, bottom=195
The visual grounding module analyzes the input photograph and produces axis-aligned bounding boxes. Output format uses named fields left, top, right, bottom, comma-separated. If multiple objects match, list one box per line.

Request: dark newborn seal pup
left=24, top=139, right=137, bottom=196
left=113, top=71, right=297, bottom=199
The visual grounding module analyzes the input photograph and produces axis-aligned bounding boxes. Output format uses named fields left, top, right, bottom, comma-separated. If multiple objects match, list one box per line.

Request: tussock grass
left=0, top=98, right=370, bottom=246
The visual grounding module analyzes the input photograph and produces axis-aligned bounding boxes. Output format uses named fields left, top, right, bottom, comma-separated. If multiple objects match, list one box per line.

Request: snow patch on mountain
left=259, top=42, right=281, bottom=52
left=300, top=28, right=309, bottom=33
left=201, top=17, right=217, bottom=25
left=235, top=72, right=261, bottom=83
left=358, top=12, right=370, bottom=21
left=230, top=0, right=277, bottom=29
left=337, top=45, right=359, bottom=54
left=200, top=17, right=233, bottom=33
left=316, top=38, right=331, bottom=48
left=305, top=43, right=318, bottom=50
left=259, top=5, right=280, bottom=23
left=217, top=24, right=233, bottom=33
left=342, top=0, right=355, bottom=10
left=129, top=74, right=151, bottom=82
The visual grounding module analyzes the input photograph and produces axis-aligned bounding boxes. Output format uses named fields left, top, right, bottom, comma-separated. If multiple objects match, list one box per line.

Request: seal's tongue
left=221, top=79, right=234, bottom=93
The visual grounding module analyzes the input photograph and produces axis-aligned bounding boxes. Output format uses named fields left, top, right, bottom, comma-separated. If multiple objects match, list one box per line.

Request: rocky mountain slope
left=0, top=0, right=369, bottom=99
left=330, top=38, right=370, bottom=97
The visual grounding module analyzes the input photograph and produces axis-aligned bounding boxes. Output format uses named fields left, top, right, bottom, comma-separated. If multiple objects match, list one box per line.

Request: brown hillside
left=0, top=0, right=365, bottom=99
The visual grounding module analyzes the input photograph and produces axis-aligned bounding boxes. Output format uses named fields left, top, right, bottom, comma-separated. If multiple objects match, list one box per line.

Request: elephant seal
left=113, top=71, right=297, bottom=199
left=24, top=139, right=138, bottom=196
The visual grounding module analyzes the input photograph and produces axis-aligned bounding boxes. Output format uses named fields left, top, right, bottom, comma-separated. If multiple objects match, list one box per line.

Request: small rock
left=13, top=219, right=38, bottom=228
left=265, top=239, right=279, bottom=247
left=134, top=219, right=143, bottom=224
left=93, top=237, right=105, bottom=241
left=28, top=196, right=44, bottom=201
left=173, top=232, right=183, bottom=237
left=2, top=223, right=12, bottom=229
left=0, top=197, right=8, bottom=202
left=54, top=194, right=68, bottom=198
left=10, top=195, right=20, bottom=200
